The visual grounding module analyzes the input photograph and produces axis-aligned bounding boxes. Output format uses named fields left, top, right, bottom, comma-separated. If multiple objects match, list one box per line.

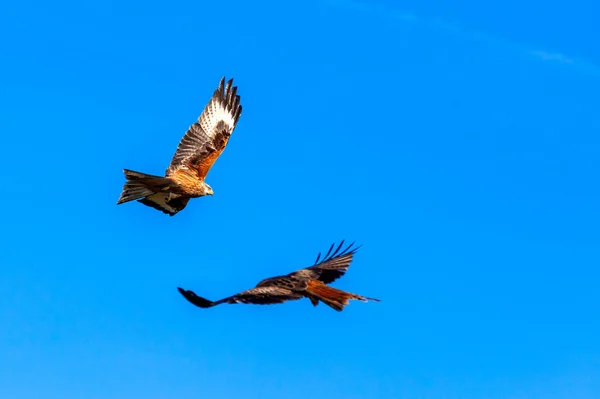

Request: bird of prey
left=177, top=241, right=380, bottom=312
left=116, top=77, right=242, bottom=216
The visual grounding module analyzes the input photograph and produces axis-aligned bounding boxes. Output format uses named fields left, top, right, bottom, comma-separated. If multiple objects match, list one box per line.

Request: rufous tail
left=116, top=169, right=170, bottom=204
left=305, top=280, right=380, bottom=312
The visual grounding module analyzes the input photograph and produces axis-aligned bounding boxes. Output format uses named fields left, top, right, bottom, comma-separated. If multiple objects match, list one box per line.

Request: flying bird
left=116, top=77, right=242, bottom=216
left=177, top=241, right=380, bottom=312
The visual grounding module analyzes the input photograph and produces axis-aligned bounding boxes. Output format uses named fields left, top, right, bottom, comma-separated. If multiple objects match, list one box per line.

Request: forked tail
left=116, top=169, right=169, bottom=204
left=305, top=280, right=380, bottom=312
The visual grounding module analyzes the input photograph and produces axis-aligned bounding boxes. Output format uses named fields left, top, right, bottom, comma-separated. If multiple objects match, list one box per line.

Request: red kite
left=117, top=77, right=242, bottom=216
left=178, top=241, right=380, bottom=312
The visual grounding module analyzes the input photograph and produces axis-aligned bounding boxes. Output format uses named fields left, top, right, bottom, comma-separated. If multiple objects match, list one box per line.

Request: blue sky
left=1, top=0, right=599, bottom=398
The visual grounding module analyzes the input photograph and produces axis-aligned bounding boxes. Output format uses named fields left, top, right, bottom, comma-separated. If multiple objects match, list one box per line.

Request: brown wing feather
left=166, top=77, right=242, bottom=179
left=177, top=285, right=301, bottom=309
left=138, top=194, right=189, bottom=216
left=192, top=128, right=231, bottom=180
left=226, top=286, right=302, bottom=305
left=255, top=241, right=360, bottom=289
left=297, top=241, right=360, bottom=284
left=255, top=272, right=309, bottom=290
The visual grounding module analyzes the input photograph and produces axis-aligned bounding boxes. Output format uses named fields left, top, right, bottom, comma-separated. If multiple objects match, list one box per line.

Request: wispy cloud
left=324, top=0, right=600, bottom=77
left=529, top=51, right=574, bottom=64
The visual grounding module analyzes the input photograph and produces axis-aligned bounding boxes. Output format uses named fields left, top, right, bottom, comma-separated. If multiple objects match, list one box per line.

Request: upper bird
left=177, top=241, right=380, bottom=312
left=116, top=77, right=242, bottom=216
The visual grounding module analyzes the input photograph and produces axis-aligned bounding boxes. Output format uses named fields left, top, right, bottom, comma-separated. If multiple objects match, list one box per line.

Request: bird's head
left=203, top=182, right=214, bottom=196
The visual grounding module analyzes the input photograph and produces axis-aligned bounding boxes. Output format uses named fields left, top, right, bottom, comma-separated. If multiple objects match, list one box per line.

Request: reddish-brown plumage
left=116, top=77, right=242, bottom=216
left=305, top=279, right=369, bottom=312
left=177, top=241, right=380, bottom=311
left=194, top=132, right=231, bottom=180
left=195, top=147, right=225, bottom=180
left=169, top=168, right=209, bottom=197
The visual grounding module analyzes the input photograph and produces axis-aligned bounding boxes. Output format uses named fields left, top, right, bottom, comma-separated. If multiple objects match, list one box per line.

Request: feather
left=166, top=77, right=243, bottom=178
left=177, top=241, right=379, bottom=312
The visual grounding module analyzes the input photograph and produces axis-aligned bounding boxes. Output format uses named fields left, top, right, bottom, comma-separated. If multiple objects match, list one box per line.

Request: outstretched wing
left=166, top=77, right=242, bottom=179
left=225, top=286, right=302, bottom=305
left=255, top=241, right=360, bottom=287
left=298, top=240, right=360, bottom=284
left=177, top=286, right=301, bottom=309
left=138, top=194, right=190, bottom=216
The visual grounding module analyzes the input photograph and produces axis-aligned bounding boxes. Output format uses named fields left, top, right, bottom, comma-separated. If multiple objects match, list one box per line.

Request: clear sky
left=1, top=0, right=599, bottom=398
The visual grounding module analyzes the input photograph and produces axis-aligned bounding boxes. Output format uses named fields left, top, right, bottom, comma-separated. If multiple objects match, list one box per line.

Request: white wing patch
left=198, top=94, right=236, bottom=140
left=165, top=77, right=242, bottom=176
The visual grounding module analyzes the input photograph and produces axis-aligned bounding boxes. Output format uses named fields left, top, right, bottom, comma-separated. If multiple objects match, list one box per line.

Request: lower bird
left=177, top=241, right=380, bottom=312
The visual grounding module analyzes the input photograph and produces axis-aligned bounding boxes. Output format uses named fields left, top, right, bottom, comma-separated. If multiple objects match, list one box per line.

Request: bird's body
left=178, top=241, right=380, bottom=312
left=117, top=77, right=242, bottom=216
